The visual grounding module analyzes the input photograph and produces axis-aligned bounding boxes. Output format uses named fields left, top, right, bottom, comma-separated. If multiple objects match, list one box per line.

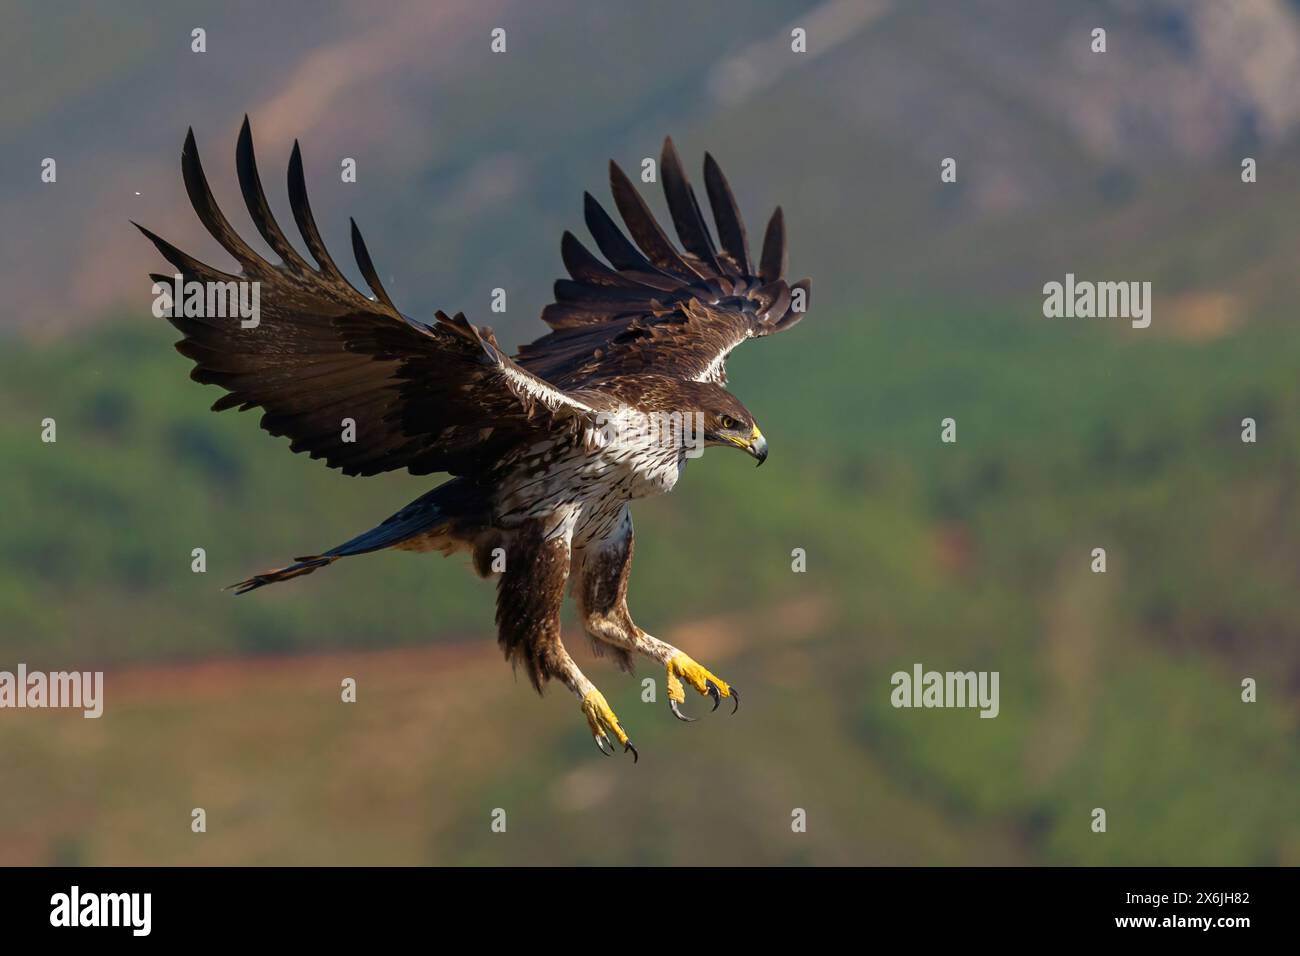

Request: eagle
left=136, top=118, right=810, bottom=760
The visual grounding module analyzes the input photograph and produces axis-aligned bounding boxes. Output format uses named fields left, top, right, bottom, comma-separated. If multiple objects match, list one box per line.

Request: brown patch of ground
left=1149, top=291, right=1243, bottom=341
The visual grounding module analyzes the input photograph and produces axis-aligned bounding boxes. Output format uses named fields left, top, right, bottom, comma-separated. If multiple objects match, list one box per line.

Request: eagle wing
left=515, top=137, right=810, bottom=389
left=137, top=118, right=594, bottom=478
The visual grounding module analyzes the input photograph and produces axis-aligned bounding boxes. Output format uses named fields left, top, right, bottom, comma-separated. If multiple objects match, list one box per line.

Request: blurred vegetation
left=1, top=301, right=1297, bottom=865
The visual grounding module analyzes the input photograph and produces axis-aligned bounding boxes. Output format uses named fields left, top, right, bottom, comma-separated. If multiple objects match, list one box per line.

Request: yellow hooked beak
left=730, top=424, right=768, bottom=466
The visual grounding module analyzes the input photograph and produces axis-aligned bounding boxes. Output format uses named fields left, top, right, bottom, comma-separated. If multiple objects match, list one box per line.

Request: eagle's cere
left=137, top=117, right=811, bottom=760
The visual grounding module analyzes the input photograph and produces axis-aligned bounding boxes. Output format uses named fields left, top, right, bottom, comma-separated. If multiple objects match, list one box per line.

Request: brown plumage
left=517, top=139, right=810, bottom=388
left=138, top=118, right=811, bottom=759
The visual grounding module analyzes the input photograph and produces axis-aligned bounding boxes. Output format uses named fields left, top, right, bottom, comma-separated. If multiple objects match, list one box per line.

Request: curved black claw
left=730, top=686, right=740, bottom=715
left=594, top=734, right=615, bottom=757
left=706, top=680, right=722, bottom=712
left=669, top=699, right=695, bottom=722
left=624, top=740, right=639, bottom=763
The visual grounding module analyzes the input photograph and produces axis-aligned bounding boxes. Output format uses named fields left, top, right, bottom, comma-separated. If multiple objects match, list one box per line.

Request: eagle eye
left=720, top=415, right=741, bottom=430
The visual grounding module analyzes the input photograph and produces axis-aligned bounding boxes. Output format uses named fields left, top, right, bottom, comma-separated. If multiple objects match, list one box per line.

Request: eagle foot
left=665, top=652, right=739, bottom=720
left=581, top=688, right=637, bottom=762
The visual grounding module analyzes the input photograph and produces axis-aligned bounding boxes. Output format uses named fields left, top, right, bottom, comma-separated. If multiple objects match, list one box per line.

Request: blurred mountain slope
left=2, top=299, right=1298, bottom=864
left=6, top=0, right=1300, bottom=337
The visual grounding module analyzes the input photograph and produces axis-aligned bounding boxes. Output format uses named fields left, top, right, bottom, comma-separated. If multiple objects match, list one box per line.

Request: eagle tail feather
left=225, top=476, right=488, bottom=595
left=226, top=556, right=337, bottom=594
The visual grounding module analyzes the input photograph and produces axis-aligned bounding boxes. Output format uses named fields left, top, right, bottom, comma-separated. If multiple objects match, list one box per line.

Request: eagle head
left=682, top=382, right=767, bottom=466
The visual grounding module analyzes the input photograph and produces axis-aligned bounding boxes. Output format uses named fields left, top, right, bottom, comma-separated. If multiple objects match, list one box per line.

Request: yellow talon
left=665, top=651, right=733, bottom=708
left=581, top=688, right=634, bottom=759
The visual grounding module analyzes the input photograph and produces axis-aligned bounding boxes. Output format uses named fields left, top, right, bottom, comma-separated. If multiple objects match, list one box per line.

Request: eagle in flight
left=137, top=118, right=810, bottom=760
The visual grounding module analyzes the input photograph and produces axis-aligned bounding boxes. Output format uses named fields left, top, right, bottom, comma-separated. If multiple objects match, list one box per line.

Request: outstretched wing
left=137, top=118, right=593, bottom=478
left=515, top=137, right=811, bottom=389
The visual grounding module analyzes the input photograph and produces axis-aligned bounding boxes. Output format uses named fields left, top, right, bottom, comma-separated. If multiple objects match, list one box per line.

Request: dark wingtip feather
left=235, top=117, right=254, bottom=166
left=608, top=157, right=698, bottom=280
left=287, top=139, right=347, bottom=283
left=134, top=221, right=174, bottom=258
left=181, top=124, right=268, bottom=273
left=349, top=217, right=396, bottom=310
left=134, top=220, right=236, bottom=281
left=759, top=206, right=786, bottom=282
left=659, top=136, right=721, bottom=272
left=559, top=230, right=625, bottom=287
left=133, top=221, right=173, bottom=260
left=236, top=116, right=312, bottom=273
left=703, top=151, right=750, bottom=275
left=583, top=190, right=657, bottom=275
left=772, top=278, right=811, bottom=333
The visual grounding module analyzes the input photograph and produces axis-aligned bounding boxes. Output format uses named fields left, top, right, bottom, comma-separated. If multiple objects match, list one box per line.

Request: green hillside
left=2, top=299, right=1297, bottom=864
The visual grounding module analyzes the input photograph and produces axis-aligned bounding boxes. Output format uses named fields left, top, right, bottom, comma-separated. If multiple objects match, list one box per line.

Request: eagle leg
left=576, top=510, right=739, bottom=724
left=497, top=514, right=637, bottom=761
